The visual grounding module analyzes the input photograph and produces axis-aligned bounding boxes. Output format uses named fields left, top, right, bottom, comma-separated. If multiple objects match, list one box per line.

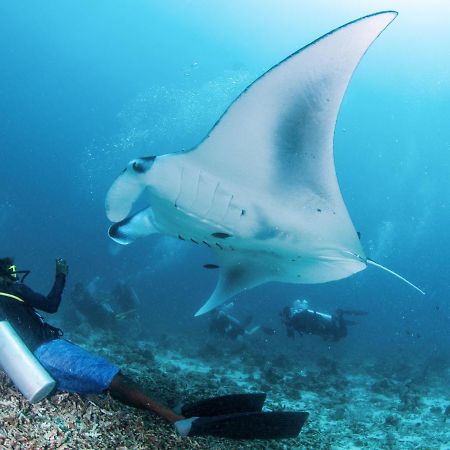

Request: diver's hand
left=56, top=258, right=69, bottom=277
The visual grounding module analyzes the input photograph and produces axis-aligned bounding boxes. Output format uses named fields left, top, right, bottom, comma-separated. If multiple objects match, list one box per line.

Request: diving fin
left=343, top=319, right=358, bottom=326
left=182, top=393, right=266, bottom=417
left=175, top=411, right=309, bottom=439
left=340, top=309, right=368, bottom=316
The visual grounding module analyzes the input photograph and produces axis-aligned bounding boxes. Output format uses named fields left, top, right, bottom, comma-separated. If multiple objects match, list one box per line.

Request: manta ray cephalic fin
left=106, top=157, right=156, bottom=223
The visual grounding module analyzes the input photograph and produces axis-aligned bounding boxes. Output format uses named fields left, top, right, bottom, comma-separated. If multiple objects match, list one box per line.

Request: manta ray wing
left=192, top=12, right=397, bottom=198
left=191, top=11, right=397, bottom=252
left=196, top=252, right=274, bottom=316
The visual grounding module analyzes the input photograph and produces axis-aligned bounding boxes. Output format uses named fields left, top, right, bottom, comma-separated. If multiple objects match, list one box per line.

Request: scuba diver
left=209, top=303, right=275, bottom=340
left=0, top=257, right=307, bottom=440
left=67, top=280, right=141, bottom=336
left=280, top=298, right=366, bottom=342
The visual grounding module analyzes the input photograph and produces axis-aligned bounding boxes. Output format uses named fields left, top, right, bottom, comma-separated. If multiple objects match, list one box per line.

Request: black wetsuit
left=0, top=274, right=66, bottom=351
left=282, top=308, right=347, bottom=342
left=209, top=311, right=245, bottom=340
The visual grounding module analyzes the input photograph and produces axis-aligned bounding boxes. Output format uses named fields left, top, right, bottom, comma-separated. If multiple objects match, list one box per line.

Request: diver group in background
left=67, top=278, right=141, bottom=337
left=280, top=298, right=367, bottom=342
left=208, top=299, right=366, bottom=344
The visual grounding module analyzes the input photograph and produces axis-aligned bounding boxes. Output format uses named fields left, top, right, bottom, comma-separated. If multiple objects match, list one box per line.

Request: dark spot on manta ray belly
left=203, top=264, right=219, bottom=269
left=228, top=266, right=245, bottom=283
left=317, top=208, right=322, bottom=212
left=211, top=232, right=232, bottom=239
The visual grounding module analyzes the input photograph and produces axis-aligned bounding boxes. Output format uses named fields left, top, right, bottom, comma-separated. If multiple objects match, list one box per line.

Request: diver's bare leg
left=109, top=373, right=184, bottom=423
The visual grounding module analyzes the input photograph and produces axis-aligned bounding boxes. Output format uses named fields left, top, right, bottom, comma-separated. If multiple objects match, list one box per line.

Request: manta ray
left=105, top=11, right=424, bottom=316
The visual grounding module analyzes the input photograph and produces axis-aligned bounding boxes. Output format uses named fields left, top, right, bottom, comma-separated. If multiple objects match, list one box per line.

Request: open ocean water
left=1, top=1, right=449, bottom=448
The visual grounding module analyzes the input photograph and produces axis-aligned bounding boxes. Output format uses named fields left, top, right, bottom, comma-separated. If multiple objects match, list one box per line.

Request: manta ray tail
left=366, top=258, right=425, bottom=295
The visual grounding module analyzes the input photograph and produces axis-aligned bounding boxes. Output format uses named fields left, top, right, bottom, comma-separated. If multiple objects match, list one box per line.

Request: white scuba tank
left=0, top=320, right=56, bottom=403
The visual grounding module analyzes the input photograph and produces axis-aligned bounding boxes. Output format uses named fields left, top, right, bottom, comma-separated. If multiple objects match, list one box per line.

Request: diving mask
left=3, top=265, right=30, bottom=282
left=7, top=265, right=18, bottom=280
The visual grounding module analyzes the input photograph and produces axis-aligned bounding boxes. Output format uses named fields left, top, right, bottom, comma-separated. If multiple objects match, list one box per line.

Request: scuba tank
left=0, top=320, right=56, bottom=403
left=307, top=309, right=332, bottom=321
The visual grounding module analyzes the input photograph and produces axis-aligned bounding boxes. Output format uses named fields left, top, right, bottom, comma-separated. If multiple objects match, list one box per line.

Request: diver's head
left=291, top=298, right=309, bottom=315
left=0, top=257, right=30, bottom=283
left=221, top=302, right=235, bottom=313
left=0, top=257, right=17, bottom=282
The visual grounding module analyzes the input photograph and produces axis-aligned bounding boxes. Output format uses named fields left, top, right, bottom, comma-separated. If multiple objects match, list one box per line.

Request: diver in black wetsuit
left=209, top=304, right=251, bottom=340
left=0, top=257, right=67, bottom=350
left=0, top=257, right=183, bottom=424
left=280, top=299, right=364, bottom=342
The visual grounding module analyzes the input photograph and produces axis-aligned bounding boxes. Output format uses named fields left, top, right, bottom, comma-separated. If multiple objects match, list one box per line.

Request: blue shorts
left=34, top=339, right=120, bottom=394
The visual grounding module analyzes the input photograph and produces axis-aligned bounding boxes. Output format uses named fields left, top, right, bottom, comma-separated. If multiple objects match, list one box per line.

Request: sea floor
left=1, top=328, right=449, bottom=449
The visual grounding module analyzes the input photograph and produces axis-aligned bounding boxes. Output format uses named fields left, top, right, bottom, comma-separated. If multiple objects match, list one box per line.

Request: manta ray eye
left=130, top=156, right=155, bottom=174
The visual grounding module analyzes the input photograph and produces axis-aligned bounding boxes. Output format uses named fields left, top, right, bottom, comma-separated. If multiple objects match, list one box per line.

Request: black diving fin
left=343, top=319, right=358, bottom=326
left=175, top=410, right=309, bottom=439
left=181, top=393, right=266, bottom=417
left=340, top=309, right=368, bottom=316
left=176, top=393, right=309, bottom=440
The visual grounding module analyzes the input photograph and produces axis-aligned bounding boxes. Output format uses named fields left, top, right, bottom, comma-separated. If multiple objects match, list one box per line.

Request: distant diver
left=67, top=279, right=141, bottom=335
left=209, top=303, right=275, bottom=340
left=280, top=298, right=367, bottom=342
left=0, top=256, right=307, bottom=439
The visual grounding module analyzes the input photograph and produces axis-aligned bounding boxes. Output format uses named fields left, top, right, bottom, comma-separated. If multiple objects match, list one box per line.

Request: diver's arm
left=45, top=273, right=66, bottom=312
left=44, top=258, right=68, bottom=312
left=12, top=273, right=66, bottom=313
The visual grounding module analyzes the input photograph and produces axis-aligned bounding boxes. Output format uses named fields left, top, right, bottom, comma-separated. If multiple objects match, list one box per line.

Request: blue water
left=1, top=0, right=449, bottom=366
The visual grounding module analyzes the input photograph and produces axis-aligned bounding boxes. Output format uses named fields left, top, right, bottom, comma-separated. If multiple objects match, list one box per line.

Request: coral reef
left=1, top=328, right=449, bottom=449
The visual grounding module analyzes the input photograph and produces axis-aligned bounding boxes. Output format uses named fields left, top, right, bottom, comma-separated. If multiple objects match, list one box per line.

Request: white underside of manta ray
left=105, top=11, right=424, bottom=316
